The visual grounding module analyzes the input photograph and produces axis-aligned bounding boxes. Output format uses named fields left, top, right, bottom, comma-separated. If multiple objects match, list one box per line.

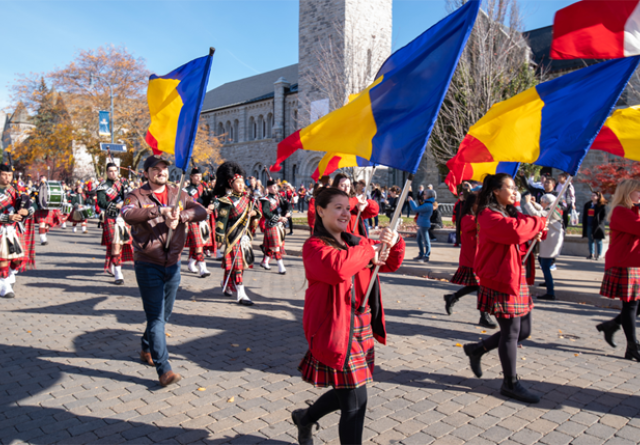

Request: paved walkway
left=0, top=225, right=638, bottom=444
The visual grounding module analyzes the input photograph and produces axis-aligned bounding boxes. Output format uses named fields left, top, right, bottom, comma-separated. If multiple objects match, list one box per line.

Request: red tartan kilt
left=35, top=209, right=64, bottom=227
left=298, top=308, right=375, bottom=389
left=451, top=266, right=478, bottom=286
left=101, top=218, right=132, bottom=246
left=185, top=221, right=213, bottom=249
left=477, top=272, right=532, bottom=319
left=222, top=242, right=244, bottom=273
left=16, top=218, right=36, bottom=271
left=263, top=225, right=285, bottom=252
left=600, top=267, right=640, bottom=302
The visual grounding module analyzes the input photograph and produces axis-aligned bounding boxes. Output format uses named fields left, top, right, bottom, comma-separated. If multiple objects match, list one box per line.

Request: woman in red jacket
left=462, top=174, right=546, bottom=404
left=444, top=193, right=497, bottom=329
left=596, top=179, right=640, bottom=361
left=292, top=187, right=405, bottom=445
left=331, top=173, right=379, bottom=237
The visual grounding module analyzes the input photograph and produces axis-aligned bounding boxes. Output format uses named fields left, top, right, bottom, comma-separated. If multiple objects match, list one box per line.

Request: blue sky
left=0, top=0, right=573, bottom=110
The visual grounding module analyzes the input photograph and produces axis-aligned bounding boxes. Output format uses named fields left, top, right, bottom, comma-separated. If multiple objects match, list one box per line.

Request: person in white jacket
left=522, top=193, right=564, bottom=301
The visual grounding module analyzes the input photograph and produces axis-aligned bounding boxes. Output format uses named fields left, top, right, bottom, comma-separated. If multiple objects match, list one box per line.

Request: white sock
left=263, top=256, right=270, bottom=267
left=8, top=270, right=16, bottom=285
left=0, top=278, right=11, bottom=297
left=277, top=259, right=286, bottom=274
left=40, top=234, right=47, bottom=243
left=114, top=266, right=124, bottom=281
left=109, top=264, right=115, bottom=275
left=82, top=226, right=87, bottom=233
left=61, top=222, right=66, bottom=228
left=72, top=227, right=77, bottom=233
left=236, top=284, right=250, bottom=302
left=188, top=258, right=197, bottom=272
left=215, top=248, right=224, bottom=259
left=198, top=261, right=209, bottom=275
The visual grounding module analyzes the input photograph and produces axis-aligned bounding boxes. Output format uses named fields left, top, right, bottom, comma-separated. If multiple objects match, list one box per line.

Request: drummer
left=34, top=176, right=65, bottom=245
left=69, top=183, right=91, bottom=234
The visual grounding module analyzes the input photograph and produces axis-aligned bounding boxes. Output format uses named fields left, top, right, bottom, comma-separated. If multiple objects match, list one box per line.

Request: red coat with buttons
left=605, top=206, right=640, bottom=270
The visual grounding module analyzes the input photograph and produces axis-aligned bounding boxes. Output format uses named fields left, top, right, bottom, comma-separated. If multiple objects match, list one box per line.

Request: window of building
left=257, top=115, right=264, bottom=139
left=226, top=121, right=232, bottom=143
left=266, top=113, right=273, bottom=138
left=249, top=117, right=256, bottom=140
left=233, top=119, right=239, bottom=142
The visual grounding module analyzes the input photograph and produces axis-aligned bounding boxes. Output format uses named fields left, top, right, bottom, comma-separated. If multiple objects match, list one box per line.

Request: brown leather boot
left=159, top=371, right=182, bottom=387
left=139, top=351, right=154, bottom=366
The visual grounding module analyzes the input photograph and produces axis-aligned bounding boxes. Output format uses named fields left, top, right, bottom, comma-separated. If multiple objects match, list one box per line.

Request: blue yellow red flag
left=444, top=159, right=519, bottom=195
left=145, top=52, right=213, bottom=171
left=311, top=153, right=374, bottom=181
left=271, top=0, right=480, bottom=174
left=454, top=56, right=640, bottom=177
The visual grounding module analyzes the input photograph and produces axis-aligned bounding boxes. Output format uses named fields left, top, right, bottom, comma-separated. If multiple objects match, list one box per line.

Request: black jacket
left=582, top=201, right=607, bottom=240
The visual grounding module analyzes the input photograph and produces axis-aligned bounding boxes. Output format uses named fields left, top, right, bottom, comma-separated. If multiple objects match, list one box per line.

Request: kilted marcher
left=596, top=179, right=640, bottom=362
left=292, top=188, right=405, bottom=445
left=183, top=167, right=213, bottom=278
left=34, top=176, right=65, bottom=245
left=259, top=179, right=290, bottom=274
left=0, top=164, right=36, bottom=298
left=97, top=163, right=134, bottom=285
left=213, top=162, right=261, bottom=306
left=122, top=155, right=207, bottom=386
left=444, top=193, right=497, bottom=329
left=69, top=184, right=90, bottom=234
left=462, top=174, right=546, bottom=404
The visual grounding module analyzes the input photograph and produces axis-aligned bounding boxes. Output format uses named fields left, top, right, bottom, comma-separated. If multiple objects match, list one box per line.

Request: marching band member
left=596, top=179, right=640, bottom=361
left=462, top=173, right=546, bottom=404
left=97, top=163, right=133, bottom=285
left=183, top=167, right=213, bottom=278
left=332, top=173, right=379, bottom=237
left=35, top=176, right=64, bottom=245
left=121, top=155, right=208, bottom=386
left=292, top=187, right=404, bottom=445
left=259, top=179, right=290, bottom=274
left=69, top=184, right=90, bottom=234
left=0, top=164, right=36, bottom=298
left=213, top=162, right=261, bottom=306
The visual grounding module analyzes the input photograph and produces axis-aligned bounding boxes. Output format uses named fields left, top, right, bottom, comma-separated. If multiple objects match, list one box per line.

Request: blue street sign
left=99, top=111, right=110, bottom=136
left=100, top=143, right=127, bottom=153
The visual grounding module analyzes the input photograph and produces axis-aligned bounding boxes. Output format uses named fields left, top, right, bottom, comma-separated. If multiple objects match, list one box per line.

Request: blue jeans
left=538, top=257, right=554, bottom=296
left=134, top=261, right=181, bottom=376
left=586, top=225, right=602, bottom=256
left=416, top=226, right=431, bottom=258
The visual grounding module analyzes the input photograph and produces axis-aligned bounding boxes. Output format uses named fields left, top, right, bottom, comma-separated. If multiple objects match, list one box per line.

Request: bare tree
left=429, top=0, right=537, bottom=170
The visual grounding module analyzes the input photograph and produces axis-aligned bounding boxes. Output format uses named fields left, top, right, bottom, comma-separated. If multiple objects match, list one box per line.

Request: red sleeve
left=360, top=199, right=379, bottom=219
left=307, top=199, right=316, bottom=228
left=303, top=237, right=376, bottom=285
left=380, top=236, right=405, bottom=273
left=480, top=211, right=545, bottom=245
left=610, top=206, right=640, bottom=237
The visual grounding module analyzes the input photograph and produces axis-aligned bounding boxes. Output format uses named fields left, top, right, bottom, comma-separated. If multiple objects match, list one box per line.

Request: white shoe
left=39, top=234, right=47, bottom=244
left=277, top=259, right=286, bottom=275
left=114, top=266, right=124, bottom=285
left=197, top=261, right=211, bottom=278
left=61, top=223, right=67, bottom=229
left=261, top=257, right=271, bottom=270
left=236, top=285, right=254, bottom=306
left=0, top=278, right=15, bottom=299
left=188, top=258, right=198, bottom=273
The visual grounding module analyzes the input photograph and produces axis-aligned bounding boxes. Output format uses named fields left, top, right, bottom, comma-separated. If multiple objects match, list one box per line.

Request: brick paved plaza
left=1, top=226, right=639, bottom=445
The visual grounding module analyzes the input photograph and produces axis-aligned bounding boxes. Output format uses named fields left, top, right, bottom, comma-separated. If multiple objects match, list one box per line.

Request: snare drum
left=72, top=205, right=96, bottom=221
left=38, top=181, right=65, bottom=209
left=62, top=202, right=73, bottom=215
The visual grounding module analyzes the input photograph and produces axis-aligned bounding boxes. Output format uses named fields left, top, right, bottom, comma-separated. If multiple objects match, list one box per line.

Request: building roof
left=522, top=26, right=600, bottom=75
left=201, top=64, right=298, bottom=113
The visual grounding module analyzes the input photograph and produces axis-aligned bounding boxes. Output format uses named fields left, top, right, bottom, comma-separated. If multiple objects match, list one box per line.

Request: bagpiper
left=97, top=163, right=133, bottom=285
left=0, top=164, right=36, bottom=298
left=69, top=183, right=92, bottom=234
left=259, top=179, right=290, bottom=274
left=183, top=167, right=213, bottom=278
left=213, top=162, right=261, bottom=306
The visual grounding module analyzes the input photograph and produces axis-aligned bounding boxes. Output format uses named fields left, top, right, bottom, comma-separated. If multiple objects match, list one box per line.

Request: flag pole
left=354, top=166, right=376, bottom=230
left=359, top=174, right=412, bottom=313
left=521, top=175, right=573, bottom=264
left=164, top=170, right=187, bottom=250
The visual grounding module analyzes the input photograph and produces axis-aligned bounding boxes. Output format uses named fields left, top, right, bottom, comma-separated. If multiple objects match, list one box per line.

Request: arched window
left=226, top=121, right=232, bottom=143
left=266, top=113, right=273, bottom=138
left=233, top=120, right=239, bottom=142
left=249, top=117, right=256, bottom=140
left=217, top=122, right=225, bottom=138
left=293, top=110, right=298, bottom=130
left=257, top=115, right=264, bottom=139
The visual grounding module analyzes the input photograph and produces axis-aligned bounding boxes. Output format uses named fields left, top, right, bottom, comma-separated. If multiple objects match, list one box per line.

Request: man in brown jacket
left=122, top=155, right=208, bottom=387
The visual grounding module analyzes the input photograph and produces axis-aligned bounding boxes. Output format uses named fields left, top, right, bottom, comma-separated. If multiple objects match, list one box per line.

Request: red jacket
left=475, top=208, right=545, bottom=295
left=348, top=197, right=379, bottom=236
left=605, top=206, right=640, bottom=270
left=307, top=198, right=316, bottom=229
left=459, top=215, right=477, bottom=268
left=302, top=233, right=405, bottom=370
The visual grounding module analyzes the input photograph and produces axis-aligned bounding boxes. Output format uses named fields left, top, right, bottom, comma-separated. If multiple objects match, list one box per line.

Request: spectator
left=427, top=184, right=437, bottom=201
left=408, top=189, right=435, bottom=262
left=417, top=185, right=425, bottom=202
left=452, top=193, right=466, bottom=247
left=402, top=186, right=414, bottom=218
left=429, top=201, right=443, bottom=241
left=556, top=172, right=575, bottom=229
left=582, top=191, right=607, bottom=260
left=370, top=184, right=382, bottom=229
left=384, top=186, right=401, bottom=219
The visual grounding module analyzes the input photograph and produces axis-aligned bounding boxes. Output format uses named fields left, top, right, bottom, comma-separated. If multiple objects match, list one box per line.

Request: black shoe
left=223, top=290, right=233, bottom=297
left=586, top=254, right=593, bottom=260
left=279, top=271, right=286, bottom=275
left=594, top=255, right=600, bottom=261
left=500, top=376, right=540, bottom=403
left=41, top=242, right=48, bottom=246
left=444, top=294, right=458, bottom=315
left=537, top=282, right=547, bottom=287
left=537, top=294, right=557, bottom=301
left=238, top=299, right=254, bottom=306
left=2, top=292, right=15, bottom=299
left=115, top=279, right=124, bottom=285
left=596, top=320, right=620, bottom=348
left=625, top=341, right=640, bottom=361
left=291, top=408, right=318, bottom=445
left=478, top=312, right=498, bottom=329
left=463, top=342, right=486, bottom=378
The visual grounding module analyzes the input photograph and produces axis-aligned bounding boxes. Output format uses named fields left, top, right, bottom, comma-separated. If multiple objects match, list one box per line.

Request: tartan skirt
left=101, top=218, right=132, bottom=246
left=222, top=242, right=244, bottom=273
left=16, top=219, right=36, bottom=271
left=477, top=272, right=532, bottom=319
left=35, top=209, right=64, bottom=227
left=263, top=224, right=285, bottom=254
left=600, top=267, right=640, bottom=302
left=185, top=220, right=213, bottom=249
left=298, top=308, right=375, bottom=389
left=451, top=266, right=478, bottom=287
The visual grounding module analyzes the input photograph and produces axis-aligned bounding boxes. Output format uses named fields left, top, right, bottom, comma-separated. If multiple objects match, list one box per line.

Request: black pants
left=481, top=312, right=532, bottom=378
left=303, top=386, right=368, bottom=445
left=613, top=300, right=640, bottom=344
left=287, top=217, right=293, bottom=234
left=454, top=285, right=478, bottom=299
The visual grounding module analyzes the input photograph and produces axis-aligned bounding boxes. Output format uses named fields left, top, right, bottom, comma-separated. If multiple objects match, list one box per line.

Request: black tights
left=481, top=312, right=532, bottom=378
left=303, top=385, right=368, bottom=445
left=613, top=301, right=640, bottom=344
left=455, top=285, right=479, bottom=299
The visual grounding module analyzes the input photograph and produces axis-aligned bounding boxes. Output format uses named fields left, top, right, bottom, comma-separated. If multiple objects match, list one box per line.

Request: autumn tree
left=578, top=158, right=640, bottom=196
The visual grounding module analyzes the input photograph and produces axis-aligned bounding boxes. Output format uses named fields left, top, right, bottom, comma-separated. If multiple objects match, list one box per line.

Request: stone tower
left=297, top=0, right=393, bottom=128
